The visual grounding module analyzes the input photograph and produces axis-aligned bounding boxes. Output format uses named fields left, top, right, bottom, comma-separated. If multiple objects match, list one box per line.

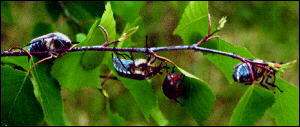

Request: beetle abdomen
left=232, top=62, right=254, bottom=84
left=112, top=57, right=133, bottom=75
left=28, top=40, right=48, bottom=52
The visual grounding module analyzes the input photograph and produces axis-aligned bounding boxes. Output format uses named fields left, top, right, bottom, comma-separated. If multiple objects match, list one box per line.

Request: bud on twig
left=268, top=60, right=297, bottom=73
left=119, top=26, right=139, bottom=42
left=217, top=16, right=227, bottom=31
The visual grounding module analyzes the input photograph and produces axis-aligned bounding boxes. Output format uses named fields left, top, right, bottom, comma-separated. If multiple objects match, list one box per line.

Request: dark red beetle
left=162, top=71, right=184, bottom=103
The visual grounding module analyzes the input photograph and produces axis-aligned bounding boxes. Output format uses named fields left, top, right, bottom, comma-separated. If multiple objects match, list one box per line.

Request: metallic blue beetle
left=232, top=62, right=282, bottom=92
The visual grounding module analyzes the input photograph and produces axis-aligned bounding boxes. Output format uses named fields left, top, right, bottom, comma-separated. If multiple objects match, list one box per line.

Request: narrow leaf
left=29, top=58, right=66, bottom=125
left=229, top=85, right=275, bottom=126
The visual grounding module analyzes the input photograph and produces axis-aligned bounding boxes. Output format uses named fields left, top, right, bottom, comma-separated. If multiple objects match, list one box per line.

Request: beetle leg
left=149, top=56, right=156, bottom=64
left=146, top=54, right=151, bottom=63
left=55, top=42, right=79, bottom=59
left=129, top=51, right=135, bottom=63
left=28, top=54, right=54, bottom=72
left=259, top=75, right=270, bottom=90
left=115, top=51, right=131, bottom=60
left=265, top=74, right=283, bottom=93
left=8, top=46, right=32, bottom=59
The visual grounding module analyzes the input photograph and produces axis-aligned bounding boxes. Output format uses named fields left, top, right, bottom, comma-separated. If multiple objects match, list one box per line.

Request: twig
left=1, top=45, right=268, bottom=67
left=98, top=25, right=109, bottom=43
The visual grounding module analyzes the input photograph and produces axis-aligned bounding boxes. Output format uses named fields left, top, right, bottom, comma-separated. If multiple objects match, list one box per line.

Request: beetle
left=162, top=70, right=185, bottom=103
left=9, top=32, right=79, bottom=71
left=112, top=52, right=168, bottom=80
left=26, top=32, right=79, bottom=58
left=232, top=61, right=283, bottom=92
left=112, top=36, right=168, bottom=80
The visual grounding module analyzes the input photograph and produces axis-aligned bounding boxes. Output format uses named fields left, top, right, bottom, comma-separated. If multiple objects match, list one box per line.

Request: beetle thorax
left=131, top=59, right=155, bottom=75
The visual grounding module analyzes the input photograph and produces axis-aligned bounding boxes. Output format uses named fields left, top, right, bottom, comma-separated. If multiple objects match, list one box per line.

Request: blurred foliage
left=1, top=1, right=298, bottom=126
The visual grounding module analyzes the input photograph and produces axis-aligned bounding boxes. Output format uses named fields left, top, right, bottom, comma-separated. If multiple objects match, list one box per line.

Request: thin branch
left=98, top=25, right=109, bottom=43
left=1, top=44, right=268, bottom=67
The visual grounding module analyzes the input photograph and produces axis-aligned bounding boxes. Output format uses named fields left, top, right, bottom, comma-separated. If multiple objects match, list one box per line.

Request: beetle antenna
left=145, top=36, right=148, bottom=52
left=129, top=50, right=135, bottom=63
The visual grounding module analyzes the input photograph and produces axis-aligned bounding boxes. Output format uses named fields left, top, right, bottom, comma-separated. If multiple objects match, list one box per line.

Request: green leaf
left=177, top=67, right=215, bottom=125
left=173, top=1, right=208, bottom=45
left=51, top=52, right=101, bottom=92
left=106, top=103, right=126, bottom=126
left=1, top=65, right=43, bottom=126
left=111, top=1, right=146, bottom=22
left=269, top=78, right=299, bottom=126
left=29, top=58, right=66, bottom=125
left=81, top=2, right=116, bottom=70
left=229, top=85, right=275, bottom=126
